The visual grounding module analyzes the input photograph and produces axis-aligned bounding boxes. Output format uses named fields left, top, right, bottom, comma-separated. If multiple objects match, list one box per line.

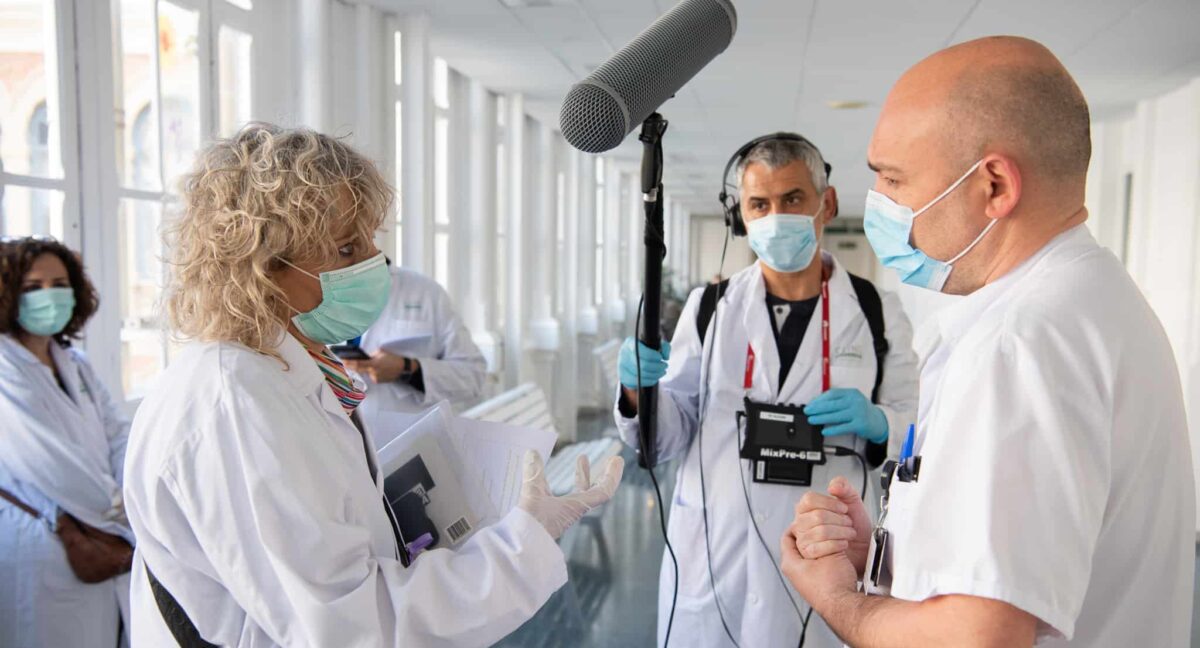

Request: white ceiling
left=374, top=0, right=1200, bottom=214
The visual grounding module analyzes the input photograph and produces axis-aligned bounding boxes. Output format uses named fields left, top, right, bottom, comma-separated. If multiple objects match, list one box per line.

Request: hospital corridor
left=2, top=0, right=1200, bottom=646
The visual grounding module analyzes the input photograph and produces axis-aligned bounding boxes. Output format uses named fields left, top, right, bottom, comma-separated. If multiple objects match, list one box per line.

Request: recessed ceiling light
left=827, top=100, right=870, bottom=110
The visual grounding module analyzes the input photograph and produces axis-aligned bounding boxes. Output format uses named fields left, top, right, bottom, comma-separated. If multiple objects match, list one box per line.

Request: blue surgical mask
left=283, top=252, right=391, bottom=345
left=747, top=209, right=822, bottom=273
left=18, top=287, right=76, bottom=336
left=863, top=160, right=995, bottom=292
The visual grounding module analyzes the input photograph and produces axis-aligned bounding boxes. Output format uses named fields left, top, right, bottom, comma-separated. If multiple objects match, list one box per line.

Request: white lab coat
left=358, top=267, right=487, bottom=446
left=0, top=334, right=132, bottom=648
left=614, top=253, right=919, bottom=647
left=869, top=226, right=1194, bottom=646
left=122, top=332, right=567, bottom=648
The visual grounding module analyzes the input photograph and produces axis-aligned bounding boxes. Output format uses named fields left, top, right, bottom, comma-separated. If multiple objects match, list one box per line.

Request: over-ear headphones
left=718, top=132, right=833, bottom=237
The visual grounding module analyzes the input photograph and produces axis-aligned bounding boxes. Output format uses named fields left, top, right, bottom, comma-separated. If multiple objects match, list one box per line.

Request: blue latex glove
left=618, top=337, right=671, bottom=389
left=804, top=388, right=888, bottom=444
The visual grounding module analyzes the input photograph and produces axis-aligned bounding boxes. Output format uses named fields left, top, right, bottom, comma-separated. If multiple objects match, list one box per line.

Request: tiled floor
left=495, top=411, right=673, bottom=648
left=498, top=411, right=1200, bottom=647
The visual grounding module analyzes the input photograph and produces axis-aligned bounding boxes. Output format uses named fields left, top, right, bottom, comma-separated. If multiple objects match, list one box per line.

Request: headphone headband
left=717, top=132, right=832, bottom=237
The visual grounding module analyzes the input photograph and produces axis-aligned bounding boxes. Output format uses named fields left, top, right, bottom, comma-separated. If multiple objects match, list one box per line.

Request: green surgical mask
left=18, top=287, right=76, bottom=336
left=283, top=252, right=390, bottom=345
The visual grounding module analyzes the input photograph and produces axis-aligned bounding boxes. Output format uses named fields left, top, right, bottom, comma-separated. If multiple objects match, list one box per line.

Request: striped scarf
left=308, top=348, right=365, bottom=415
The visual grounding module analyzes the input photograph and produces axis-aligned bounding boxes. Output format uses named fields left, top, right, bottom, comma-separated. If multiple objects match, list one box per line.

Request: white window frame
left=431, top=56, right=451, bottom=290
left=385, top=17, right=401, bottom=265
left=0, top=0, right=83, bottom=249
left=21, top=0, right=268, bottom=406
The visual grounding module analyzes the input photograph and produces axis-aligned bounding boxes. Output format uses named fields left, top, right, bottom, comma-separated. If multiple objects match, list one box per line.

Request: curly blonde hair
left=166, top=123, right=393, bottom=355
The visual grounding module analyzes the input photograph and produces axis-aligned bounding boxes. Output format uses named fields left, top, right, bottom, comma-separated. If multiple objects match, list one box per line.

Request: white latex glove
left=517, top=450, right=624, bottom=540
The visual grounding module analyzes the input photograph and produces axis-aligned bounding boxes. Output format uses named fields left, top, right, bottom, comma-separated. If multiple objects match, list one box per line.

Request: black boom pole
left=637, top=113, right=668, bottom=469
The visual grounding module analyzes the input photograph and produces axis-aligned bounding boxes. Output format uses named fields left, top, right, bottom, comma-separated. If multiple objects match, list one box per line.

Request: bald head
left=894, top=36, right=1091, bottom=182
left=868, top=37, right=1093, bottom=294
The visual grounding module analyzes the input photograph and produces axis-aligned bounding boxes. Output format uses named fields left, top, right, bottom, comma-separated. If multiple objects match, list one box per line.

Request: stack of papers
left=373, top=403, right=557, bottom=543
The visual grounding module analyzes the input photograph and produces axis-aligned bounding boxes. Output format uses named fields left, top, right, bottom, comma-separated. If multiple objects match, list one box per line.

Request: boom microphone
left=559, top=0, right=737, bottom=153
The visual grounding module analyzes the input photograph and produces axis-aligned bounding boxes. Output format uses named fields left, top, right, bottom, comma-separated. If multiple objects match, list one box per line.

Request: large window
left=594, top=157, right=605, bottom=304
left=432, top=57, right=450, bottom=288
left=111, top=0, right=256, bottom=398
left=494, top=94, right=507, bottom=331
left=555, top=169, right=566, bottom=317
left=391, top=27, right=402, bottom=264
left=0, top=0, right=69, bottom=240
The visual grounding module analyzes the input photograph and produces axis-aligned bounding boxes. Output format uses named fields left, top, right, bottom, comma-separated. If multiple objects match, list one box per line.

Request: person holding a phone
left=341, top=264, right=487, bottom=446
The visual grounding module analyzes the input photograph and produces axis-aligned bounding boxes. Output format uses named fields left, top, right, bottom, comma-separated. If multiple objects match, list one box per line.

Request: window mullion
left=197, top=0, right=215, bottom=143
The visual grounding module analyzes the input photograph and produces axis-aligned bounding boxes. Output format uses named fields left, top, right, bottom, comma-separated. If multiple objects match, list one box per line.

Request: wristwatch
left=398, top=357, right=416, bottom=382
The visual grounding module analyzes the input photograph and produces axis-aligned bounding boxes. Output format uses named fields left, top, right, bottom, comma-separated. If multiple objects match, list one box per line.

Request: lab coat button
left=749, top=593, right=760, bottom=605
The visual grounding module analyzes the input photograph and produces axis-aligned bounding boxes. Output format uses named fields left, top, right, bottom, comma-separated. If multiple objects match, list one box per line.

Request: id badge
left=864, top=526, right=893, bottom=596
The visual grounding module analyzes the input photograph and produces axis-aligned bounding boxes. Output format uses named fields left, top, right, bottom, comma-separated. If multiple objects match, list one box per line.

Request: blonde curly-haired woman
left=122, top=123, right=622, bottom=647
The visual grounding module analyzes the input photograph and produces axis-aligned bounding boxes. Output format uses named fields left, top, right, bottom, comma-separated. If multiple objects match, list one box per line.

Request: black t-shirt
left=765, top=292, right=820, bottom=388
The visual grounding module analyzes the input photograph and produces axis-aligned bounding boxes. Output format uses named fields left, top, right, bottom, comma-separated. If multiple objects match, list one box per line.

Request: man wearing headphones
left=613, top=134, right=919, bottom=647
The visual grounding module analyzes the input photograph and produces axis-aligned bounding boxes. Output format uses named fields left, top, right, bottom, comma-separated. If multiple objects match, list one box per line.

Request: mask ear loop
left=278, top=257, right=321, bottom=281
left=946, top=218, right=999, bottom=265
left=912, top=159, right=984, bottom=219
left=276, top=257, right=321, bottom=317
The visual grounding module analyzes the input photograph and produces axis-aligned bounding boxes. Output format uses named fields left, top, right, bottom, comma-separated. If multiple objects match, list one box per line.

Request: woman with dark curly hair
left=0, top=237, right=134, bottom=648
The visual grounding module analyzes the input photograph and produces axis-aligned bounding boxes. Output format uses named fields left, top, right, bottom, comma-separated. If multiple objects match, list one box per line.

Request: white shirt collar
left=933, top=224, right=1095, bottom=345
left=272, top=331, right=326, bottom=393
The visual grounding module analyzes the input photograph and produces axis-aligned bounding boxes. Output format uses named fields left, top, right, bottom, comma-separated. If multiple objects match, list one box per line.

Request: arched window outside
left=27, top=101, right=49, bottom=233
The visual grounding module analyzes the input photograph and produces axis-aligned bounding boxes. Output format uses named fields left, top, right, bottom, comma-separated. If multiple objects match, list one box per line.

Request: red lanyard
left=745, top=270, right=831, bottom=392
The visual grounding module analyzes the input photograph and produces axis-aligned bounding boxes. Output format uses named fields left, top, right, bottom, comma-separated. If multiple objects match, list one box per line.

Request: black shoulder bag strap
left=846, top=273, right=889, bottom=402
left=695, top=279, right=730, bottom=343
left=847, top=272, right=891, bottom=468
left=146, top=563, right=219, bottom=648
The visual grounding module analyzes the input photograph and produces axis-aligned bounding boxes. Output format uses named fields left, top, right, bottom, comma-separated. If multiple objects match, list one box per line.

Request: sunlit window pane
left=434, top=232, right=449, bottom=289
left=0, top=0, right=63, bottom=179
left=394, top=99, right=403, bottom=265
left=556, top=171, right=566, bottom=315
left=393, top=30, right=402, bottom=86
left=158, top=1, right=201, bottom=191
left=0, top=185, right=64, bottom=239
left=114, top=0, right=160, bottom=190
left=217, top=26, right=252, bottom=137
left=495, top=140, right=506, bottom=329
left=118, top=198, right=165, bottom=398
left=433, top=57, right=449, bottom=110
left=434, top=115, right=449, bottom=225
left=393, top=225, right=403, bottom=267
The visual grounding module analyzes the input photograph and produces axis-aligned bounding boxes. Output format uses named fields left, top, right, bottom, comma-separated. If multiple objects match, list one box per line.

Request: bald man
left=779, top=37, right=1194, bottom=647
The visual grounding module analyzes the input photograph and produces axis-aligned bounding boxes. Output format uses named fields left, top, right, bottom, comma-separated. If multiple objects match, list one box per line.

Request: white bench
left=462, top=382, right=622, bottom=496
left=592, top=338, right=621, bottom=407
left=462, top=382, right=622, bottom=633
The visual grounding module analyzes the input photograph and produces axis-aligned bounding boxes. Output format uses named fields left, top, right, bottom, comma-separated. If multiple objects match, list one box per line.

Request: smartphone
left=330, top=344, right=369, bottom=360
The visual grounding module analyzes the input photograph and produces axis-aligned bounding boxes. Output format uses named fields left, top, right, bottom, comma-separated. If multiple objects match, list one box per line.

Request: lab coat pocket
left=878, top=479, right=918, bottom=591
left=664, top=500, right=712, bottom=599
left=830, top=343, right=868, bottom=367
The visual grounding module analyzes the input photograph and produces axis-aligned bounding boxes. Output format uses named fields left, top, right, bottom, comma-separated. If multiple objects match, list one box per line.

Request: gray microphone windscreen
left=559, top=0, right=737, bottom=153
